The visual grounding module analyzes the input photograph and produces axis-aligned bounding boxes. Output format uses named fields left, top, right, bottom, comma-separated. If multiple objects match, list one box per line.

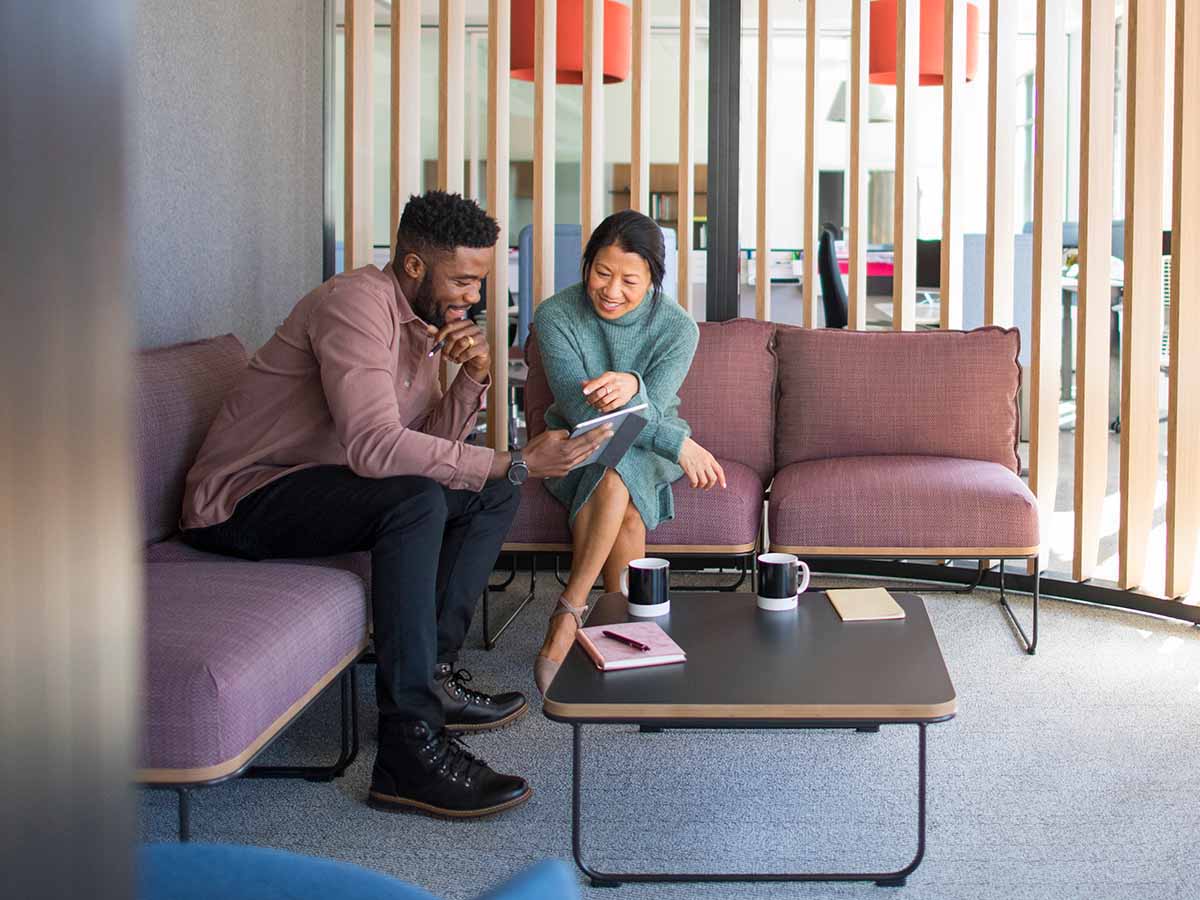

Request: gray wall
left=130, top=1, right=325, bottom=350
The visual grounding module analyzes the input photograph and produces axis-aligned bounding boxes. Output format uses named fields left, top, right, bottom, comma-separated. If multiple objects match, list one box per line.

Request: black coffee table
left=543, top=590, right=956, bottom=888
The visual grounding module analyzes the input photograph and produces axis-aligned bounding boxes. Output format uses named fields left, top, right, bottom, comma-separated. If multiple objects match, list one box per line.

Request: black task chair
left=817, top=227, right=849, bottom=328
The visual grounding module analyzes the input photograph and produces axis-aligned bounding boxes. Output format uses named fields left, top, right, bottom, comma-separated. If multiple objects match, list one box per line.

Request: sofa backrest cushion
left=136, top=334, right=248, bottom=543
left=774, top=325, right=1021, bottom=473
left=524, top=318, right=777, bottom=480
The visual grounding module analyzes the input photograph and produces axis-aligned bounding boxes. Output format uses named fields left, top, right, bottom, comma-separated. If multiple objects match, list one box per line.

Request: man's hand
left=677, top=437, right=726, bottom=490
left=429, top=319, right=490, bottom=380
left=581, top=371, right=639, bottom=414
left=523, top=428, right=613, bottom=478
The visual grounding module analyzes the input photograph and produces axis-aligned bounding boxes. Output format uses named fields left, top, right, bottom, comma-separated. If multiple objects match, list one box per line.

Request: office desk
left=1059, top=276, right=1123, bottom=404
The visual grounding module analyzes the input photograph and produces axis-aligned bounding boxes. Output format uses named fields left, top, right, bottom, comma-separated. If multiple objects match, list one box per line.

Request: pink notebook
left=575, top=622, right=686, bottom=671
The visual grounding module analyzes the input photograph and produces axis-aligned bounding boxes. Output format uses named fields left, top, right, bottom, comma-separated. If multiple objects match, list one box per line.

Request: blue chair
left=515, top=224, right=678, bottom=348
left=139, top=843, right=579, bottom=900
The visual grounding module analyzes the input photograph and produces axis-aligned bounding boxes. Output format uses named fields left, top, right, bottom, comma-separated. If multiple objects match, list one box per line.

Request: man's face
left=407, top=246, right=493, bottom=328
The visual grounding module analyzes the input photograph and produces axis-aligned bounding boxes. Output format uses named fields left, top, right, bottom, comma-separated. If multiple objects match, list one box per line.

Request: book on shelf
left=575, top=621, right=686, bottom=671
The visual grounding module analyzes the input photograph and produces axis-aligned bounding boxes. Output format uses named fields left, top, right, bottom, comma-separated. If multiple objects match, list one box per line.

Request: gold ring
left=467, top=336, right=475, bottom=348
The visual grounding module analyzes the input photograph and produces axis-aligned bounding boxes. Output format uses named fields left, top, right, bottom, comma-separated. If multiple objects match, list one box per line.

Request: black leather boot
left=434, top=663, right=527, bottom=733
left=369, top=720, right=531, bottom=818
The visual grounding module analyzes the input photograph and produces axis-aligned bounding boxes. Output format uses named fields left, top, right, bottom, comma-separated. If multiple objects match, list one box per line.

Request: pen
left=426, top=338, right=447, bottom=358
left=602, top=630, right=651, bottom=652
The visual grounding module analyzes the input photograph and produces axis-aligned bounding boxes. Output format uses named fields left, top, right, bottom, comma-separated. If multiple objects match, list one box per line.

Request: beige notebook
left=827, top=588, right=906, bottom=622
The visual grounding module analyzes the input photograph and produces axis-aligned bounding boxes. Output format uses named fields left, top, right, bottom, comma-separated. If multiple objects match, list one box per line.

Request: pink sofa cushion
left=135, top=334, right=248, bottom=544
left=768, top=456, right=1039, bottom=553
left=524, top=319, right=776, bottom=481
left=774, top=326, right=1021, bottom=473
left=506, top=459, right=764, bottom=550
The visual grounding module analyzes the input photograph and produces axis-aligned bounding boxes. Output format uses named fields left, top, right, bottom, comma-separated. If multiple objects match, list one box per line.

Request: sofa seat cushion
left=140, top=561, right=369, bottom=781
left=768, top=456, right=1038, bottom=555
left=145, top=539, right=372, bottom=591
left=505, top=460, right=764, bottom=552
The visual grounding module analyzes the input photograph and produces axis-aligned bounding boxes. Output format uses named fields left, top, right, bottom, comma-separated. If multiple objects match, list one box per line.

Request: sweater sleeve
left=533, top=313, right=601, bottom=430
left=308, top=290, right=494, bottom=490
left=626, top=315, right=699, bottom=463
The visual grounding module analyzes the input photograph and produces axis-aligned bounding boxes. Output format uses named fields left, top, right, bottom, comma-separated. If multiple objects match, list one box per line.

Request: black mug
left=757, top=553, right=810, bottom=610
left=620, top=557, right=670, bottom=617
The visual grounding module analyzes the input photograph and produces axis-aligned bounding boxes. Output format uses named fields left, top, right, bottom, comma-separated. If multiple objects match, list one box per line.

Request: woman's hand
left=581, top=371, right=639, bottom=414
left=677, top=437, right=726, bottom=490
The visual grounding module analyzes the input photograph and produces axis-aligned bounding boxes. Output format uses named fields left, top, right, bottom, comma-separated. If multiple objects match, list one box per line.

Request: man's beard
left=410, top=277, right=444, bottom=328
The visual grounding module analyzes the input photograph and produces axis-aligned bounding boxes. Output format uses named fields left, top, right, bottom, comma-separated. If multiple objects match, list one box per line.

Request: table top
left=543, top=591, right=956, bottom=726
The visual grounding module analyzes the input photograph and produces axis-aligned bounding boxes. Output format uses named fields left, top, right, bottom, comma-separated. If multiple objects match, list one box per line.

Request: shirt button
left=403, top=378, right=412, bottom=388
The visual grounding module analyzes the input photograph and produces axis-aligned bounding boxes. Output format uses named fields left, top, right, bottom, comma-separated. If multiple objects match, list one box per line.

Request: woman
left=532, top=210, right=726, bottom=693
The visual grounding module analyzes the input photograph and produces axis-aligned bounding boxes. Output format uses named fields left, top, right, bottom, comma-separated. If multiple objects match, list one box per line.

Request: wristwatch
left=506, top=448, right=529, bottom=486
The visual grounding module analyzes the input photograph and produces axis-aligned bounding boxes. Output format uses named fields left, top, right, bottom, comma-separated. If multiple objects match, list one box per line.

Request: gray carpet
left=139, top=572, right=1200, bottom=899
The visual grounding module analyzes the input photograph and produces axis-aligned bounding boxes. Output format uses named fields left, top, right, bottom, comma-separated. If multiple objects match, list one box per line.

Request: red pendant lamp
left=510, top=0, right=632, bottom=85
left=869, top=0, right=980, bottom=86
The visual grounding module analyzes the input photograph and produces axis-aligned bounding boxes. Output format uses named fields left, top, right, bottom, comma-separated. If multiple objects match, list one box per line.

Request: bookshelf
left=608, top=163, right=708, bottom=248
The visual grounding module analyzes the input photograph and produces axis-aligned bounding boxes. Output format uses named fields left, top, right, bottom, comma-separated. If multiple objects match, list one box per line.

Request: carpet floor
left=139, top=571, right=1200, bottom=899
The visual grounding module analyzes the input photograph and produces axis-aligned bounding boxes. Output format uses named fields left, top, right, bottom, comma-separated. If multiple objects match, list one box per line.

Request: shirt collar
left=386, top=262, right=421, bottom=325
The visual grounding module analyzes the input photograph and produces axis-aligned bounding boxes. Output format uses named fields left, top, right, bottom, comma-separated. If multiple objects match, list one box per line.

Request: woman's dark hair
left=580, top=209, right=667, bottom=307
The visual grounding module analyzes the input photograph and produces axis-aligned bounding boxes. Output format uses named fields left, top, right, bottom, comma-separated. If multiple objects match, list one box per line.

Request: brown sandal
left=533, top=596, right=589, bottom=696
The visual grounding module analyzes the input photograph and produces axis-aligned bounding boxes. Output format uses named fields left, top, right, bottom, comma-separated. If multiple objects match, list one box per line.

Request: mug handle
left=797, top=560, right=811, bottom=595
left=619, top=567, right=629, bottom=597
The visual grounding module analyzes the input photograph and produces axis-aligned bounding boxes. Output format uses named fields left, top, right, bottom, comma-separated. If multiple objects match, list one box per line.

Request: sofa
left=135, top=335, right=372, bottom=840
left=140, top=843, right=578, bottom=900
left=492, top=320, right=1040, bottom=653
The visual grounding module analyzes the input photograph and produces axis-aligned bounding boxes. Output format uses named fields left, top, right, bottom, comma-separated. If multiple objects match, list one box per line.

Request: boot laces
left=424, top=731, right=488, bottom=786
left=446, top=667, right=494, bottom=706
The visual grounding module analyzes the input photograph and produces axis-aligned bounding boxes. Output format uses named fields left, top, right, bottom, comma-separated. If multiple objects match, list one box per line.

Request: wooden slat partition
left=486, top=0, right=512, bottom=452
left=533, top=0, right=556, bottom=306
left=630, top=0, right=651, bottom=215
left=847, top=0, right=869, bottom=330
left=391, top=0, right=421, bottom=243
left=755, top=0, right=771, bottom=322
left=1119, top=0, right=1168, bottom=590
left=344, top=0, right=373, bottom=270
left=438, top=0, right=466, bottom=193
left=892, top=0, right=918, bottom=331
left=802, top=0, right=820, bottom=329
left=1166, top=0, right=1200, bottom=598
left=468, top=33, right=482, bottom=200
left=581, top=0, right=604, bottom=245
left=984, top=0, right=1016, bottom=327
left=677, top=0, right=695, bottom=313
left=1072, top=0, right=1117, bottom=582
left=1028, top=0, right=1067, bottom=573
left=939, top=0, right=964, bottom=330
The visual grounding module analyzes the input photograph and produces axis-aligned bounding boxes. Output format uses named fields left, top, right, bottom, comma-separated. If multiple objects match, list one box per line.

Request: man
left=180, top=191, right=609, bottom=818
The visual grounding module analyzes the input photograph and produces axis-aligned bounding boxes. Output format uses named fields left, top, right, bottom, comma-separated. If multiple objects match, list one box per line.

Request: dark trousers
left=183, top=466, right=519, bottom=728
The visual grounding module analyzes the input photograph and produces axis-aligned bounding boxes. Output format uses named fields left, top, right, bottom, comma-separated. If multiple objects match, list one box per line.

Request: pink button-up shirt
left=181, top=264, right=495, bottom=530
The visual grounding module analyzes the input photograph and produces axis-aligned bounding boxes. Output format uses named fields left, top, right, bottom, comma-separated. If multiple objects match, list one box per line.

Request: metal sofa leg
left=998, top=559, right=1039, bottom=655
left=176, top=787, right=191, bottom=842
left=483, top=555, right=538, bottom=650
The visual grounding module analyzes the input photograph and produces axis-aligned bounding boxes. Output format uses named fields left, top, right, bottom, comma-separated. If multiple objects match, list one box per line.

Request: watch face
left=508, top=463, right=529, bottom=486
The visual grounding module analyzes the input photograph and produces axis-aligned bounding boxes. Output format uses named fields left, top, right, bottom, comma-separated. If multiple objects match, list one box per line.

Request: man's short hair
left=395, top=190, right=499, bottom=259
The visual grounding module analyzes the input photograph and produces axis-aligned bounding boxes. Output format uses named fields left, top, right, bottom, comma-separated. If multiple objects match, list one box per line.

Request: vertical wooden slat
left=984, top=0, right=1016, bottom=327
left=677, top=0, right=695, bottom=313
left=1119, top=0, right=1168, bottom=590
left=1167, top=0, right=1200, bottom=598
left=438, top=0, right=466, bottom=193
left=630, top=0, right=651, bottom=215
left=391, top=0, right=421, bottom=244
left=893, top=0, right=919, bottom=331
left=1028, top=0, right=1067, bottom=573
left=1072, top=0, right=1116, bottom=581
left=802, top=0, right=820, bottom=329
left=487, top=0, right=511, bottom=452
left=755, top=0, right=771, bottom=321
left=582, top=0, right=604, bottom=246
left=468, top=33, right=481, bottom=201
left=344, top=0, right=374, bottom=270
left=847, top=0, right=869, bottom=330
left=939, top=0, right=965, bottom=330
left=533, top=0, right=556, bottom=306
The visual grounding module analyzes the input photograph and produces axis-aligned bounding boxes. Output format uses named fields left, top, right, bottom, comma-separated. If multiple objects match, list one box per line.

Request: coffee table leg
left=570, top=722, right=929, bottom=887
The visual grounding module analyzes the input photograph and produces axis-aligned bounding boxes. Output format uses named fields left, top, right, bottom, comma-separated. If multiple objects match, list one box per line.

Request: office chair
left=817, top=227, right=848, bottom=328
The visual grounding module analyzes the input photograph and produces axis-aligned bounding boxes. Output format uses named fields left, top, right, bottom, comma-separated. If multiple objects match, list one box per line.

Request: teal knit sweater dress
left=534, top=282, right=700, bottom=530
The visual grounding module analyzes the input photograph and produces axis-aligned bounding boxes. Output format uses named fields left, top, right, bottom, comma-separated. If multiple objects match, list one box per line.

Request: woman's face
left=585, top=243, right=652, bottom=321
